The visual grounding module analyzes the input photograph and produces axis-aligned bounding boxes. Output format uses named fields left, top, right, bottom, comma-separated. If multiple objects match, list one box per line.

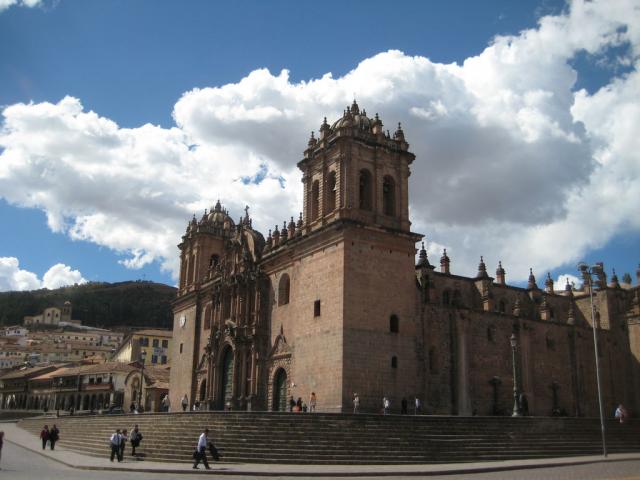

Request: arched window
left=383, top=176, right=396, bottom=216
left=278, top=274, right=290, bottom=306
left=389, top=314, right=399, bottom=333
left=311, top=180, right=320, bottom=221
left=359, top=169, right=372, bottom=211
left=209, top=254, right=220, bottom=268
left=325, top=171, right=336, bottom=213
left=391, top=356, right=398, bottom=368
left=498, top=299, right=506, bottom=313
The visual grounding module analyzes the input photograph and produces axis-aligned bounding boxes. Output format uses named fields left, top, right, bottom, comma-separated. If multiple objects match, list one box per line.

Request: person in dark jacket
left=40, top=425, right=49, bottom=450
left=49, top=424, right=60, bottom=450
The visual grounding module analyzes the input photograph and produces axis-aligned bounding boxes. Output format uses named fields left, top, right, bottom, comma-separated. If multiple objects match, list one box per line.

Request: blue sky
left=0, top=0, right=639, bottom=290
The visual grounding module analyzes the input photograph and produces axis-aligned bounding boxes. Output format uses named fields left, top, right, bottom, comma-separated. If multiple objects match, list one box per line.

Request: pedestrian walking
left=181, top=394, right=189, bottom=412
left=193, top=428, right=211, bottom=470
left=110, top=429, right=122, bottom=462
left=353, top=393, right=360, bottom=414
left=130, top=424, right=143, bottom=456
left=414, top=397, right=421, bottom=415
left=119, top=428, right=128, bottom=459
left=40, top=425, right=50, bottom=450
left=0, top=431, right=4, bottom=469
left=401, top=397, right=408, bottom=415
left=288, top=396, right=295, bottom=412
left=49, top=424, right=60, bottom=450
left=383, top=397, right=390, bottom=415
left=161, top=394, right=170, bottom=412
left=309, top=392, right=317, bottom=413
left=615, top=404, right=628, bottom=423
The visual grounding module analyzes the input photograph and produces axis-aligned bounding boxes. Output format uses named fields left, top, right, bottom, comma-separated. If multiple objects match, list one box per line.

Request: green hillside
left=0, top=281, right=177, bottom=329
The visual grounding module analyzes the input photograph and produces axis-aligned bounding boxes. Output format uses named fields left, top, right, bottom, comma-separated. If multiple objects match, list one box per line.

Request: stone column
left=456, top=318, right=472, bottom=415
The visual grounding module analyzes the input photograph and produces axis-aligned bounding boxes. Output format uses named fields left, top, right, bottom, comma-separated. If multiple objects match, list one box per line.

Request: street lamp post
left=138, top=350, right=147, bottom=410
left=510, top=333, right=520, bottom=417
left=578, top=262, right=607, bottom=457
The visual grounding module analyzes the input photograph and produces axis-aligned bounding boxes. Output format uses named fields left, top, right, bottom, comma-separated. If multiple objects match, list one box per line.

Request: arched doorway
left=200, top=379, right=207, bottom=402
left=272, top=368, right=287, bottom=412
left=220, top=347, right=234, bottom=409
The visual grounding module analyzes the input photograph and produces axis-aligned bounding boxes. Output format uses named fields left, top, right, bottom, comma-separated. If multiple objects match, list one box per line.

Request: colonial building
left=24, top=301, right=81, bottom=327
left=112, top=329, right=172, bottom=366
left=0, top=361, right=169, bottom=413
left=169, top=103, right=640, bottom=416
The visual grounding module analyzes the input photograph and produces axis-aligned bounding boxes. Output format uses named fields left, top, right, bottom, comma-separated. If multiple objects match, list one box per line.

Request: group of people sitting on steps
left=109, top=424, right=143, bottom=462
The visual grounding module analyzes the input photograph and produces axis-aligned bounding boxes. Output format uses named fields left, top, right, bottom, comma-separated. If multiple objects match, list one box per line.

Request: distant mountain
left=0, top=281, right=177, bottom=329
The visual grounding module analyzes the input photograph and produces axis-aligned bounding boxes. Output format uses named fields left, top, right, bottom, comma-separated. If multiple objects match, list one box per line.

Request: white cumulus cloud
left=41, top=263, right=86, bottom=289
left=0, top=257, right=41, bottom=291
left=0, top=0, right=639, bottom=283
left=0, top=0, right=42, bottom=13
left=0, top=257, right=85, bottom=291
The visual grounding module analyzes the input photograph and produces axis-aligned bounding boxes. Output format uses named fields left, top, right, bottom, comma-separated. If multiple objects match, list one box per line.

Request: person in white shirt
left=110, top=429, right=121, bottom=462
left=193, top=428, right=211, bottom=470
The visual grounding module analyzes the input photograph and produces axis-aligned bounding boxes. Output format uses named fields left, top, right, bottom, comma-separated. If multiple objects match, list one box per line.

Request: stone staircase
left=17, top=412, right=640, bottom=464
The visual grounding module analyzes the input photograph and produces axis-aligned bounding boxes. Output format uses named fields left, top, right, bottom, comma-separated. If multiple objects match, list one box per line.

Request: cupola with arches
left=298, top=101, right=415, bottom=233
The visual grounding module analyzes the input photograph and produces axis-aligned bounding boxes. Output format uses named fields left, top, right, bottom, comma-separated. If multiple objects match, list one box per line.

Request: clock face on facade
left=179, top=315, right=186, bottom=328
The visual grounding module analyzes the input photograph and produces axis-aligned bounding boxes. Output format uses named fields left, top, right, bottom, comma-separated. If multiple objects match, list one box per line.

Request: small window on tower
left=389, top=315, right=399, bottom=333
left=326, top=171, right=337, bottom=213
left=179, top=343, right=183, bottom=354
left=314, top=300, right=321, bottom=317
left=391, top=356, right=398, bottom=368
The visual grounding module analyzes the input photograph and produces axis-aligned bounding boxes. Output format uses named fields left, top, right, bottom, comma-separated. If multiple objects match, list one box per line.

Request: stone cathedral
left=169, top=102, right=640, bottom=416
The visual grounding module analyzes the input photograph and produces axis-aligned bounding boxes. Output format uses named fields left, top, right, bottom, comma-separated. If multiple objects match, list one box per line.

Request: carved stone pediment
left=269, top=332, right=292, bottom=360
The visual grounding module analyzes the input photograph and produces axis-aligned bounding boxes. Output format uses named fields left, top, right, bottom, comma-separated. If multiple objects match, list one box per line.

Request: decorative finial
left=476, top=256, right=488, bottom=278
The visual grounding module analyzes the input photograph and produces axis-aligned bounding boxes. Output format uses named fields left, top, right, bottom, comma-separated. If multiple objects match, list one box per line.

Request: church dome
left=205, top=200, right=235, bottom=230
left=331, top=100, right=373, bottom=132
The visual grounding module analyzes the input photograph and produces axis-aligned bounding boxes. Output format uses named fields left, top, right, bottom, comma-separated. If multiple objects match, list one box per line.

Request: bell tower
left=178, top=200, right=235, bottom=294
left=298, top=100, right=415, bottom=234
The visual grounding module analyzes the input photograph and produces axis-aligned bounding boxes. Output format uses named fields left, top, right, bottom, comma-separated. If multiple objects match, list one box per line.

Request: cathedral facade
left=169, top=102, right=640, bottom=416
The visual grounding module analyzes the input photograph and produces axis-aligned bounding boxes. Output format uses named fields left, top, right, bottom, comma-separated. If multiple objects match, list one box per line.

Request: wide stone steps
left=18, top=413, right=640, bottom=464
